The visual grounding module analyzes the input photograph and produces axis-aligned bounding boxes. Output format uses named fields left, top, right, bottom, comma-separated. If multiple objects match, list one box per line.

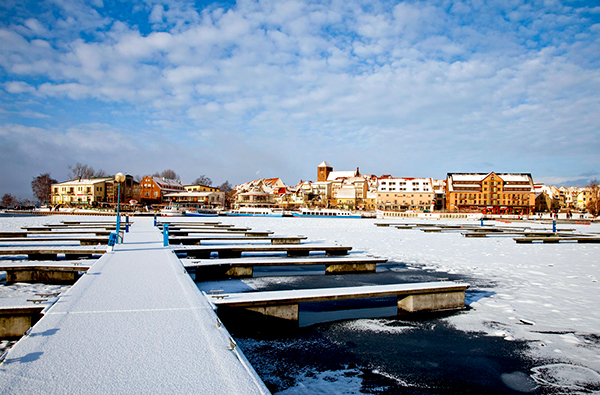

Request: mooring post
left=153, top=215, right=157, bottom=227
left=163, top=223, right=169, bottom=247
left=480, top=218, right=484, bottom=227
left=553, top=219, right=556, bottom=233
left=108, top=232, right=117, bottom=252
left=125, top=224, right=130, bottom=233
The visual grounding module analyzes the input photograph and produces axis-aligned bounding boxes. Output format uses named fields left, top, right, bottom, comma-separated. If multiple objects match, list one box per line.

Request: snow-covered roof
left=327, top=171, right=356, bottom=181
left=318, top=160, right=333, bottom=168
left=53, top=178, right=112, bottom=186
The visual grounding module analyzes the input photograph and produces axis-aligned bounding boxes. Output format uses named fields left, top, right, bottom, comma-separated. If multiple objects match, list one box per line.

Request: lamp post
left=115, top=172, right=126, bottom=243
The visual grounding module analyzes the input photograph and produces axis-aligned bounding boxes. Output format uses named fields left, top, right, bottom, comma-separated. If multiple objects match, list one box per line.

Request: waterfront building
left=377, top=176, right=435, bottom=212
left=535, top=184, right=561, bottom=213
left=232, top=178, right=286, bottom=209
left=51, top=178, right=111, bottom=206
left=139, top=176, right=185, bottom=205
left=445, top=172, right=535, bottom=215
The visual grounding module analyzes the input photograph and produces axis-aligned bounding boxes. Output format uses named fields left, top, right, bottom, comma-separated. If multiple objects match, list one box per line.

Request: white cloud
left=0, top=0, right=599, bottom=196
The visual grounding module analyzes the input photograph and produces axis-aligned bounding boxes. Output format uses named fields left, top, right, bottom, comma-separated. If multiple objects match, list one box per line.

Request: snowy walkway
left=0, top=217, right=269, bottom=395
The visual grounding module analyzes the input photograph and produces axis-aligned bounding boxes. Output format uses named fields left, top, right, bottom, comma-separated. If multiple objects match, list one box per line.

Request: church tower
left=317, top=161, right=333, bottom=182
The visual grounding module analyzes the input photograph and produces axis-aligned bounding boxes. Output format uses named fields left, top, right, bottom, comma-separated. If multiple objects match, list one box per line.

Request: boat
left=160, top=205, right=185, bottom=217
left=291, top=208, right=362, bottom=218
left=185, top=209, right=219, bottom=217
left=226, top=207, right=284, bottom=217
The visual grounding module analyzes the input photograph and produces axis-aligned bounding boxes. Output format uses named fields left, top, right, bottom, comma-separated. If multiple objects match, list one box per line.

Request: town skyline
left=1, top=0, right=599, bottom=199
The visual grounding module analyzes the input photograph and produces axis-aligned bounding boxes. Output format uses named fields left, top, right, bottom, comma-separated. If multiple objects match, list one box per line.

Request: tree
left=94, top=169, right=108, bottom=177
left=218, top=180, right=232, bottom=193
left=586, top=179, right=600, bottom=217
left=31, top=173, right=57, bottom=204
left=1, top=193, right=16, bottom=208
left=68, top=163, right=95, bottom=179
left=154, top=169, right=179, bottom=180
left=194, top=175, right=213, bottom=186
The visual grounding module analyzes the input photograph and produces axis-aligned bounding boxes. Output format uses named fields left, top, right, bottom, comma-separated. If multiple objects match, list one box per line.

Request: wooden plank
left=0, top=237, right=109, bottom=245
left=173, top=244, right=352, bottom=259
left=184, top=256, right=387, bottom=269
left=514, top=236, right=600, bottom=244
left=169, top=236, right=306, bottom=245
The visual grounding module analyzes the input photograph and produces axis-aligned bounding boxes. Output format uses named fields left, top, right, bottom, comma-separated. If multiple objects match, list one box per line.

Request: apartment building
left=51, top=178, right=111, bottom=205
left=446, top=172, right=535, bottom=214
left=377, top=176, right=435, bottom=211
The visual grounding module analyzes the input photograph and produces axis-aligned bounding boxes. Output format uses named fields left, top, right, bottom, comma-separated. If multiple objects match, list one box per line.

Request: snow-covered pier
left=211, top=281, right=469, bottom=323
left=0, top=263, right=89, bottom=284
left=173, top=244, right=352, bottom=259
left=169, top=235, right=307, bottom=245
left=0, top=246, right=107, bottom=260
left=185, top=255, right=388, bottom=279
left=0, top=217, right=270, bottom=394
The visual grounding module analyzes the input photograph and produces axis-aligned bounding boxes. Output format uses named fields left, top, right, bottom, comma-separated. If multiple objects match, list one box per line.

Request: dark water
left=198, top=262, right=555, bottom=394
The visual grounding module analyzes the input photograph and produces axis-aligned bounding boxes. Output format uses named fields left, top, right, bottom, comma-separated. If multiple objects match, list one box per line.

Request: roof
left=327, top=171, right=356, bottom=181
left=318, top=161, right=333, bottom=168
left=53, top=178, right=112, bottom=186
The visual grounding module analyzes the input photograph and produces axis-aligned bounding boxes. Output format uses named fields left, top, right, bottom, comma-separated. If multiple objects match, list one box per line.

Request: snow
left=2, top=215, right=600, bottom=393
left=185, top=216, right=600, bottom=392
left=0, top=216, right=269, bottom=394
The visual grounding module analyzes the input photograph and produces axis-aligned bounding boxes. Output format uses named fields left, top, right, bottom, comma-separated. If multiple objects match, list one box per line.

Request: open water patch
left=234, top=315, right=544, bottom=394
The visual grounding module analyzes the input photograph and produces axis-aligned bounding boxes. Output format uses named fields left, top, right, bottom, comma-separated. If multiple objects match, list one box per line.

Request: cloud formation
left=1, top=0, right=599, bottom=197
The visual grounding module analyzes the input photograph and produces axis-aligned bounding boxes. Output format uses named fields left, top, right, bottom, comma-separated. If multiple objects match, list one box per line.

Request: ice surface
left=193, top=216, right=600, bottom=392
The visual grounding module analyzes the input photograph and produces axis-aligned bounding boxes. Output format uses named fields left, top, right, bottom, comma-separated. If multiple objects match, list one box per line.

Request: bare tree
left=217, top=180, right=232, bottom=193
left=31, top=173, right=57, bottom=204
left=68, top=163, right=95, bottom=179
left=1, top=193, right=16, bottom=208
left=586, top=179, right=600, bottom=217
left=155, top=169, right=179, bottom=180
left=95, top=169, right=108, bottom=177
left=194, top=175, right=213, bottom=186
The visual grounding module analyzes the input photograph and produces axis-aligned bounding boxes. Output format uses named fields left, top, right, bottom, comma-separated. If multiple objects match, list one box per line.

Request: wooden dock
left=173, top=244, right=352, bottom=259
left=0, top=217, right=270, bottom=394
left=514, top=236, right=600, bottom=243
left=185, top=256, right=388, bottom=278
left=0, top=263, right=90, bottom=284
left=0, top=236, right=109, bottom=245
left=0, top=246, right=106, bottom=260
left=169, top=235, right=307, bottom=245
left=211, top=281, right=469, bottom=323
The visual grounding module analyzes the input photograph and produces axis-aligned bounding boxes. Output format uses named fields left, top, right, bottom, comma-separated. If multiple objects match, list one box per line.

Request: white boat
left=375, top=209, right=483, bottom=220
left=291, top=208, right=362, bottom=218
left=227, top=207, right=284, bottom=217
left=160, top=205, right=185, bottom=217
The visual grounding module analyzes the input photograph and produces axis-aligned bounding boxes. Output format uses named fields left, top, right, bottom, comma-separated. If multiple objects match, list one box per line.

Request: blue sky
left=1, top=0, right=599, bottom=198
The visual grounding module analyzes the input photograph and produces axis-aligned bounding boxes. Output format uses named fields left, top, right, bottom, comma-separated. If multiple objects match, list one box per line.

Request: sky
left=1, top=0, right=599, bottom=199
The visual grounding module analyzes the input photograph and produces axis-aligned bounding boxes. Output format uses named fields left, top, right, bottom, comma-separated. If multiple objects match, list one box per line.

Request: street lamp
left=115, top=172, right=126, bottom=243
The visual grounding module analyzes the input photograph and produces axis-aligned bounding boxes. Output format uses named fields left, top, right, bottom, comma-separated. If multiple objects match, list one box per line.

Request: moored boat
left=185, top=209, right=219, bottom=217
left=160, top=205, right=185, bottom=217
left=291, top=208, right=362, bottom=218
left=227, top=207, right=284, bottom=217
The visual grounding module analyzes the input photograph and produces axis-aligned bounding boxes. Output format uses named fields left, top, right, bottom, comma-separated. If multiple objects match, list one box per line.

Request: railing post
left=163, top=223, right=169, bottom=247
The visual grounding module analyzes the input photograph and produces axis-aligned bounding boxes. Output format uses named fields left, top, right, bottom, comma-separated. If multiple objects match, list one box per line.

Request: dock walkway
left=0, top=217, right=269, bottom=394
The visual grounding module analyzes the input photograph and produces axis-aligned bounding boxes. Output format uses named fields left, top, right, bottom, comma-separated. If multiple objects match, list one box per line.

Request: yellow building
left=51, top=178, right=111, bottom=205
left=446, top=172, right=535, bottom=215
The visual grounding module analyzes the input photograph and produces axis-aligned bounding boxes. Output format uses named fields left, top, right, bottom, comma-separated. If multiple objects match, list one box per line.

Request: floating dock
left=0, top=217, right=270, bottom=394
left=211, top=281, right=469, bottom=323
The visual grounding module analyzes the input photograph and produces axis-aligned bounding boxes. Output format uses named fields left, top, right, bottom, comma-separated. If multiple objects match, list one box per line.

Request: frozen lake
left=195, top=216, right=600, bottom=394
left=2, top=214, right=600, bottom=394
